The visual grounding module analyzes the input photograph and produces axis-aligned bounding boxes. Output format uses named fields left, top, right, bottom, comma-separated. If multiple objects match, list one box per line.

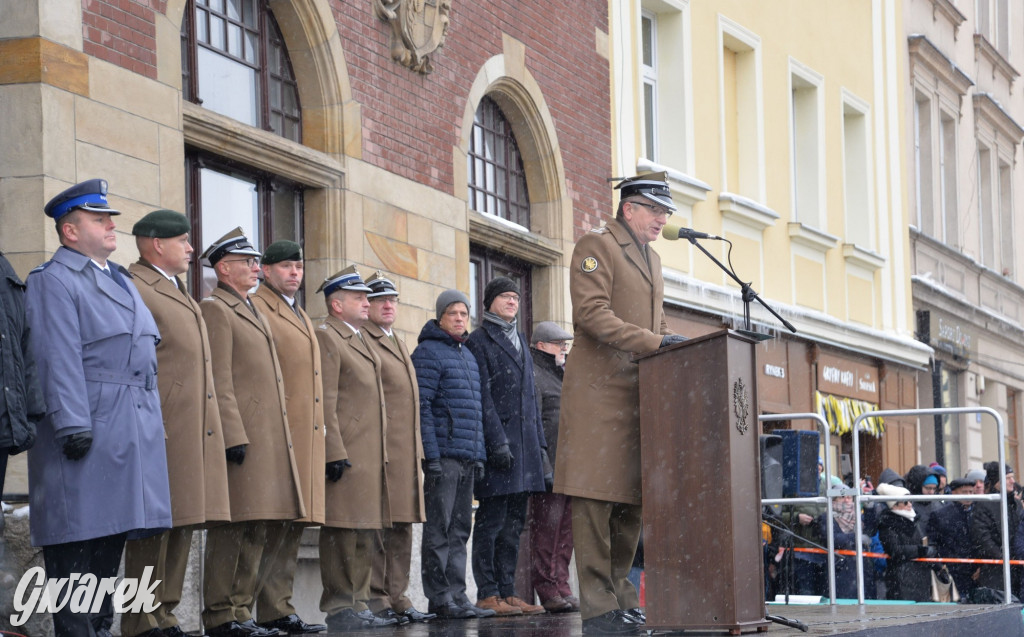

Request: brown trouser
left=367, top=523, right=415, bottom=613
left=319, top=527, right=376, bottom=616
left=572, top=497, right=642, bottom=620
left=202, top=521, right=290, bottom=629
left=122, top=526, right=194, bottom=636
left=254, top=523, right=305, bottom=622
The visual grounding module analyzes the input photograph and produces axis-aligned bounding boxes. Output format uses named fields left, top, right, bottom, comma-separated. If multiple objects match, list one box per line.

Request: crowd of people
left=768, top=459, right=1023, bottom=603
left=1, top=173, right=683, bottom=636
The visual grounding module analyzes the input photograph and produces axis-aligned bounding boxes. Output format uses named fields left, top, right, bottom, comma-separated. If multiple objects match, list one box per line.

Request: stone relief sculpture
left=373, top=0, right=452, bottom=74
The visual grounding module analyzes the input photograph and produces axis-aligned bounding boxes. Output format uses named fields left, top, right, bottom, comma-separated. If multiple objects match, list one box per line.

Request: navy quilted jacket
left=412, top=319, right=487, bottom=463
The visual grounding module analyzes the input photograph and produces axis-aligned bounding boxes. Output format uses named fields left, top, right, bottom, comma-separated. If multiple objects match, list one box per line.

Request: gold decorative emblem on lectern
left=733, top=377, right=750, bottom=434
left=373, top=0, right=452, bottom=74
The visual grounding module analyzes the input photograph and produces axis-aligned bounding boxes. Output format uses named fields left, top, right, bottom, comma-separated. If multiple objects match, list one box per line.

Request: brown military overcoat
left=363, top=321, right=425, bottom=524
left=201, top=285, right=305, bottom=522
left=554, top=218, right=670, bottom=506
left=316, top=315, right=390, bottom=529
left=252, top=284, right=326, bottom=525
left=128, top=262, right=231, bottom=526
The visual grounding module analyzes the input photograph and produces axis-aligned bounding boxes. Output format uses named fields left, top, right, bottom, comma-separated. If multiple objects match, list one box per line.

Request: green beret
left=262, top=240, right=303, bottom=264
left=132, top=209, right=190, bottom=238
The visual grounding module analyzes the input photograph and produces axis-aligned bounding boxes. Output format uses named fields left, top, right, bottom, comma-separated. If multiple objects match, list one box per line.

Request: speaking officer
left=249, top=240, right=327, bottom=635
left=315, top=266, right=398, bottom=631
left=361, top=273, right=433, bottom=625
left=554, top=173, right=684, bottom=635
left=199, top=228, right=305, bottom=637
left=122, top=210, right=231, bottom=637
left=25, top=179, right=172, bottom=637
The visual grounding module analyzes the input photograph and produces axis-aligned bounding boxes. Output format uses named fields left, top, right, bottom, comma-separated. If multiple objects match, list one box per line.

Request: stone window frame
left=456, top=39, right=574, bottom=328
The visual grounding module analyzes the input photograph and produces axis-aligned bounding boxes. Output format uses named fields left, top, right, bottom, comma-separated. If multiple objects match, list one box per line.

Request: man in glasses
left=199, top=228, right=305, bottom=637
left=466, top=276, right=547, bottom=616
left=555, top=173, right=685, bottom=635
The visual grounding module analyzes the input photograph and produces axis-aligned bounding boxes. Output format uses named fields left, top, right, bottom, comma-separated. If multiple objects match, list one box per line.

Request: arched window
left=182, top=0, right=302, bottom=142
left=468, top=96, right=530, bottom=227
left=468, top=96, right=533, bottom=334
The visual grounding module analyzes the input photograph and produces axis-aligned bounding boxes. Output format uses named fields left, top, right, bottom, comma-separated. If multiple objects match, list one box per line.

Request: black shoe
left=401, top=607, right=437, bottom=622
left=375, top=608, right=410, bottom=625
left=258, top=614, right=327, bottom=634
left=238, top=619, right=280, bottom=636
left=458, top=600, right=496, bottom=618
left=427, top=601, right=475, bottom=619
left=624, top=607, right=645, bottom=624
left=207, top=621, right=270, bottom=637
left=582, top=610, right=640, bottom=635
left=326, top=608, right=399, bottom=631
left=130, top=630, right=164, bottom=637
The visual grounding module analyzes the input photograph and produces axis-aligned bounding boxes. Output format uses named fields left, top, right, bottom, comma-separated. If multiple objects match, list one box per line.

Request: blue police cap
left=45, top=179, right=121, bottom=220
left=614, top=172, right=677, bottom=212
left=317, top=265, right=373, bottom=296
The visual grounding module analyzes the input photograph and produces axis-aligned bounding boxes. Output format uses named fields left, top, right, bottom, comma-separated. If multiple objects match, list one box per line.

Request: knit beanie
left=984, top=461, right=1014, bottom=489
left=483, top=276, right=519, bottom=313
left=876, top=482, right=910, bottom=509
left=435, top=289, right=470, bottom=320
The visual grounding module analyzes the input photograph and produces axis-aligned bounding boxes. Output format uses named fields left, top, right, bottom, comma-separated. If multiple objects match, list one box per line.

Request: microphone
left=661, top=224, right=722, bottom=241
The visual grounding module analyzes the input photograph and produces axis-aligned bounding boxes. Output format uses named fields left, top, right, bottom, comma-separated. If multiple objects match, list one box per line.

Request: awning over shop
left=815, top=391, right=885, bottom=437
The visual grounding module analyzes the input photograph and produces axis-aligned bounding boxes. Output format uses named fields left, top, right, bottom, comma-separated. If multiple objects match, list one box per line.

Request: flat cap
left=531, top=321, right=573, bottom=345
left=366, top=271, right=399, bottom=298
left=132, top=209, right=190, bottom=238
left=200, top=227, right=261, bottom=266
left=614, top=171, right=677, bottom=212
left=949, top=477, right=974, bottom=490
left=262, top=240, right=303, bottom=265
left=317, top=264, right=373, bottom=296
left=45, top=179, right=121, bottom=220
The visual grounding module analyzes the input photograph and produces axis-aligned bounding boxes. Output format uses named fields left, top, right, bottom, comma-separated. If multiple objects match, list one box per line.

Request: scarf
left=484, top=311, right=521, bottom=354
left=833, top=498, right=858, bottom=534
left=891, top=507, right=917, bottom=522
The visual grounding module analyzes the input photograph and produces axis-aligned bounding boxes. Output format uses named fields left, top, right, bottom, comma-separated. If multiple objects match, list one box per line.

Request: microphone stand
left=684, top=235, right=798, bottom=336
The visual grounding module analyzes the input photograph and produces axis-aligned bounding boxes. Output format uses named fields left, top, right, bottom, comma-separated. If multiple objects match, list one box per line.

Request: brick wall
left=82, top=0, right=163, bottom=78
left=80, top=0, right=612, bottom=237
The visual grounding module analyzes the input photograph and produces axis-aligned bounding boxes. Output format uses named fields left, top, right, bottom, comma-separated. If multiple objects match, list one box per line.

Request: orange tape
left=789, top=546, right=1024, bottom=565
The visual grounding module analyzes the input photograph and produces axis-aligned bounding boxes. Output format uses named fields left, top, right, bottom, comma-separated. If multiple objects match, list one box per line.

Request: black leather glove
left=422, top=458, right=442, bottom=477
left=918, top=545, right=937, bottom=559
left=475, top=461, right=486, bottom=481
left=541, top=448, right=554, bottom=492
left=225, top=444, right=247, bottom=465
left=660, top=334, right=687, bottom=348
left=326, top=459, right=352, bottom=482
left=61, top=431, right=92, bottom=460
left=490, top=444, right=514, bottom=471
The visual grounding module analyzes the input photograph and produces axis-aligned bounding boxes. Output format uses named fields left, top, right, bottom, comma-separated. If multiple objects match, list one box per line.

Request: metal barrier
left=759, top=413, right=837, bottom=603
left=852, top=407, right=1010, bottom=604
left=759, top=407, right=1011, bottom=605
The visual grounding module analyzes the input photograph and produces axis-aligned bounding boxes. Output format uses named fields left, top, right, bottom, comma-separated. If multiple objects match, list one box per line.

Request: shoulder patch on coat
left=581, top=256, right=599, bottom=273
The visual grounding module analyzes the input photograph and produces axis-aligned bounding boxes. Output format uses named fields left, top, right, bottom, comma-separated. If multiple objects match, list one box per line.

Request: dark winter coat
left=971, top=496, right=1021, bottom=591
left=905, top=464, right=938, bottom=534
left=0, top=253, right=43, bottom=452
left=466, top=319, right=546, bottom=498
left=530, top=347, right=563, bottom=464
left=411, top=320, right=486, bottom=464
left=817, top=514, right=872, bottom=600
left=878, top=508, right=932, bottom=602
left=927, top=502, right=976, bottom=596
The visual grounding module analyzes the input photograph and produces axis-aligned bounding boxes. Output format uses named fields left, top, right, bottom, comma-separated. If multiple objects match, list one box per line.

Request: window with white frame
left=791, top=63, right=823, bottom=228
left=842, top=97, right=871, bottom=248
left=976, top=0, right=1010, bottom=57
left=720, top=18, right=762, bottom=202
left=939, top=113, right=959, bottom=247
left=978, top=142, right=995, bottom=269
left=914, top=92, right=934, bottom=235
left=999, top=160, right=1013, bottom=278
left=641, top=10, right=658, bottom=162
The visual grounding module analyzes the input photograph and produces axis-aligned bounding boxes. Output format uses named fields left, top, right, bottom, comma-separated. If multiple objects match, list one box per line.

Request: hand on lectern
left=660, top=334, right=687, bottom=348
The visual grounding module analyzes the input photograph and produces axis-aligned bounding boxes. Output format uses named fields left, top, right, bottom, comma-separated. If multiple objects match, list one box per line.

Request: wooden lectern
left=635, top=329, right=770, bottom=635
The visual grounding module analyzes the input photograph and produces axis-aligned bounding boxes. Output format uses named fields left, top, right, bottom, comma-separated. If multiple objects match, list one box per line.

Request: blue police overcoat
left=25, top=247, right=172, bottom=546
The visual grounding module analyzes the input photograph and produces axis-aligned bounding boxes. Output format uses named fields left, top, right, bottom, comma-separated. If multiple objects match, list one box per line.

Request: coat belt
left=83, top=367, right=157, bottom=390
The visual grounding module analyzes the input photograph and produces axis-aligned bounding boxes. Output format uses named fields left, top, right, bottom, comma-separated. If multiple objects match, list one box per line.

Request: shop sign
left=930, top=313, right=974, bottom=359
left=817, top=352, right=879, bottom=402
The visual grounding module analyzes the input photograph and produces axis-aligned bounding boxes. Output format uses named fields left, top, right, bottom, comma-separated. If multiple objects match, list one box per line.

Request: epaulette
left=29, top=261, right=53, bottom=275
left=589, top=227, right=609, bottom=234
